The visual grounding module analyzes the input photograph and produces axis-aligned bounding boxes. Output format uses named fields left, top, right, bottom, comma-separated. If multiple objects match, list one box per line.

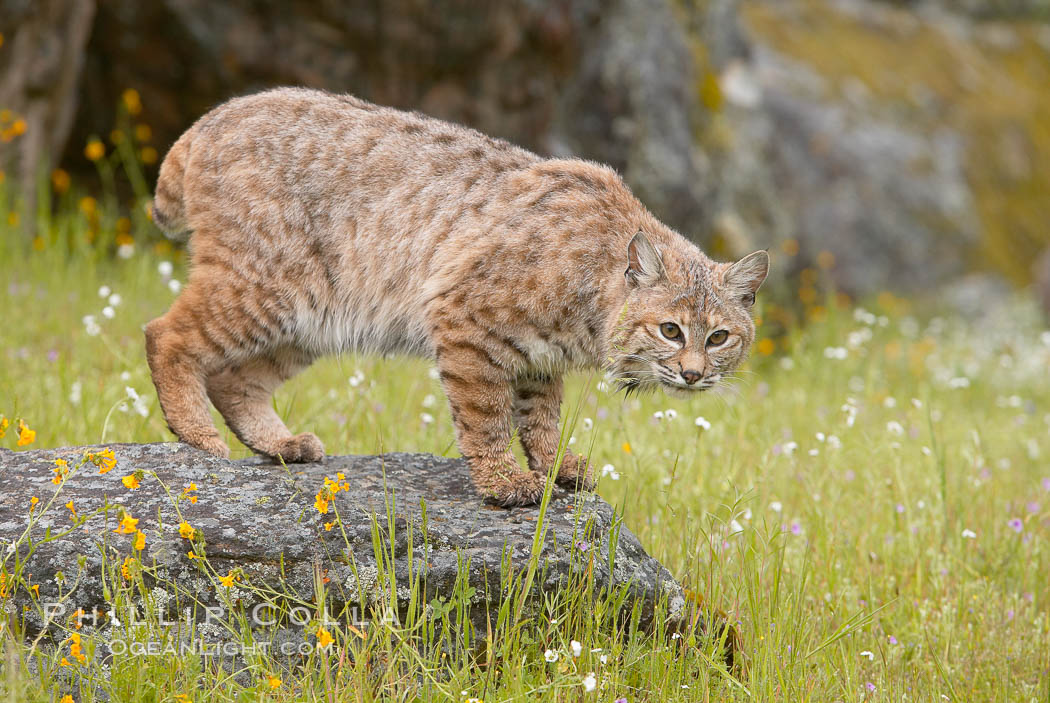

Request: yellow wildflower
left=51, top=168, right=70, bottom=194
left=324, top=521, right=335, bottom=532
left=187, top=550, right=198, bottom=560
left=79, top=196, right=97, bottom=217
left=60, top=657, right=71, bottom=667
left=30, top=496, right=39, bottom=512
left=30, top=583, right=40, bottom=597
left=0, top=415, right=8, bottom=437
left=17, top=419, right=35, bottom=446
left=122, top=88, right=142, bottom=116
left=134, top=123, right=152, bottom=142
left=316, top=626, right=333, bottom=648
left=84, top=139, right=105, bottom=162
left=114, top=514, right=139, bottom=535
left=121, top=474, right=140, bottom=490
left=121, top=557, right=134, bottom=579
left=65, top=500, right=76, bottom=518
left=133, top=530, right=145, bottom=550
left=60, top=696, right=74, bottom=703
left=219, top=571, right=238, bottom=588
left=621, top=441, right=632, bottom=454
left=267, top=674, right=282, bottom=689
left=178, top=522, right=195, bottom=539
left=314, top=494, right=329, bottom=515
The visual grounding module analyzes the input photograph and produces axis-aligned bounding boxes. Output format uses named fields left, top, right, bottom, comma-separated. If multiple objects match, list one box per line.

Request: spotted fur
left=146, top=88, right=769, bottom=506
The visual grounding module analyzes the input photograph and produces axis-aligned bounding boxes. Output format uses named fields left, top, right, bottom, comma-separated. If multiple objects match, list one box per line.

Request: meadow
left=1, top=179, right=1049, bottom=701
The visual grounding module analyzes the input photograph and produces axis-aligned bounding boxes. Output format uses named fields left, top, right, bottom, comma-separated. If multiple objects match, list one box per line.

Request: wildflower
left=0, top=415, right=7, bottom=437
left=31, top=584, right=40, bottom=597
left=60, top=657, right=71, bottom=666
left=866, top=682, right=876, bottom=692
left=121, top=557, right=133, bottom=579
left=102, top=306, right=115, bottom=319
left=886, top=421, right=904, bottom=436
left=782, top=441, right=798, bottom=455
left=961, top=529, right=976, bottom=539
left=860, top=650, right=874, bottom=660
left=114, top=514, right=138, bottom=534
left=219, top=571, right=238, bottom=587
left=52, top=458, right=70, bottom=484
left=168, top=279, right=182, bottom=294
left=158, top=260, right=174, bottom=277
left=84, top=139, right=105, bottom=161
left=122, top=88, right=142, bottom=115
left=582, top=673, right=597, bottom=692
left=421, top=412, right=434, bottom=425
left=652, top=411, right=664, bottom=421
left=267, top=675, right=281, bottom=689
left=694, top=416, right=711, bottom=430
left=615, top=699, right=628, bottom=703
left=1007, top=518, right=1023, bottom=533
left=823, top=346, right=848, bottom=360
left=121, top=474, right=140, bottom=490
left=422, top=393, right=436, bottom=408
left=621, top=441, right=631, bottom=454
left=544, top=649, right=558, bottom=662
left=729, top=519, right=744, bottom=535
left=581, top=417, right=594, bottom=431
left=315, top=494, right=330, bottom=514
left=51, top=168, right=70, bottom=194
left=316, top=626, right=334, bottom=648
left=600, top=464, right=619, bottom=480
left=789, top=520, right=803, bottom=536
left=571, top=640, right=582, bottom=657
left=65, top=500, right=76, bottom=518
left=87, top=448, right=117, bottom=474
left=83, top=315, right=101, bottom=336
left=60, top=695, right=74, bottom=703
left=187, top=551, right=198, bottom=560
left=30, top=496, right=39, bottom=512
left=769, top=501, right=782, bottom=513
left=888, top=635, right=898, bottom=645
left=575, top=539, right=590, bottom=553
left=178, top=522, right=196, bottom=539
left=16, top=419, right=35, bottom=446
left=324, top=521, right=335, bottom=532
left=134, top=531, right=145, bottom=550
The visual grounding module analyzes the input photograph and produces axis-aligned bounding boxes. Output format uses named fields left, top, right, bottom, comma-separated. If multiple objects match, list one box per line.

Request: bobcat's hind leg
left=513, top=374, right=595, bottom=491
left=206, top=352, right=324, bottom=463
left=145, top=295, right=231, bottom=458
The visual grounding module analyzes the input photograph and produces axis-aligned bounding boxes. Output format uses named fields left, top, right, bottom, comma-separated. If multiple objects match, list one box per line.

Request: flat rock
left=0, top=443, right=686, bottom=644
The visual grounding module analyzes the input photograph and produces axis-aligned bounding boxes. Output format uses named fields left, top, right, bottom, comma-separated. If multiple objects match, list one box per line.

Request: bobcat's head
left=609, top=231, right=769, bottom=396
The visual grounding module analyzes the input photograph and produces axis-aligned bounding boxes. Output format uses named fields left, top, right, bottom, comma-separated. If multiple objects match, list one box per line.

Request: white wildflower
left=770, top=501, right=783, bottom=513
left=107, top=293, right=122, bottom=307
left=98, top=285, right=111, bottom=298
left=860, top=650, right=874, bottom=660
left=83, top=315, right=101, bottom=336
left=420, top=413, right=434, bottom=425
left=948, top=377, right=970, bottom=389
left=158, top=260, right=173, bottom=277
left=571, top=640, right=582, bottom=657
left=826, top=435, right=841, bottom=449
left=911, top=398, right=923, bottom=409
left=168, top=279, right=182, bottom=294
left=782, top=441, right=798, bottom=455
left=582, top=417, right=593, bottom=430
left=780, top=357, right=795, bottom=370
left=808, top=448, right=819, bottom=456
left=69, top=380, right=82, bottom=406
left=823, top=346, right=848, bottom=360
left=886, top=421, right=904, bottom=435
left=883, top=397, right=897, bottom=408
left=815, top=432, right=825, bottom=442
left=102, top=305, right=116, bottom=319
left=117, top=243, right=135, bottom=259
left=421, top=394, right=436, bottom=408
left=653, top=411, right=664, bottom=421
left=694, top=416, right=711, bottom=430
left=582, top=673, right=597, bottom=692
left=664, top=409, right=677, bottom=421
left=544, top=649, right=558, bottom=662
left=961, top=529, right=976, bottom=539
left=729, top=519, right=744, bottom=535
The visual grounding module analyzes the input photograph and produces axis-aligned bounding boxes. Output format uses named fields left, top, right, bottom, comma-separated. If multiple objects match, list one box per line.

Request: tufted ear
left=724, top=250, right=769, bottom=307
left=625, top=231, right=666, bottom=288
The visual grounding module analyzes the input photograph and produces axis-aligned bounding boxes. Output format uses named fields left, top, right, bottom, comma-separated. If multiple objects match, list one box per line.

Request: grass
left=1, top=187, right=1049, bottom=702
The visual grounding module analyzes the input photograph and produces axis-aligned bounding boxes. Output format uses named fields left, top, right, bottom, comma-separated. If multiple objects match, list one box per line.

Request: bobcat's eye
left=659, top=322, right=683, bottom=341
left=707, top=330, right=729, bottom=346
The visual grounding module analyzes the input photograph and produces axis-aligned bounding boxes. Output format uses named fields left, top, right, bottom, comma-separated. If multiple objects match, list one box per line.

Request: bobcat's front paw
left=181, top=431, right=230, bottom=459
left=273, top=432, right=325, bottom=463
left=473, top=457, right=546, bottom=507
left=555, top=453, right=596, bottom=491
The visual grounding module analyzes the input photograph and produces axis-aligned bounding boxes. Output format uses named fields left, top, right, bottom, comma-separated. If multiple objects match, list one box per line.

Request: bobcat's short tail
left=150, top=129, right=194, bottom=241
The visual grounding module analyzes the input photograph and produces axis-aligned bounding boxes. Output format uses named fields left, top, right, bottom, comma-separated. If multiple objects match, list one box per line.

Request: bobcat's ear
left=723, top=250, right=769, bottom=307
left=625, top=231, right=666, bottom=288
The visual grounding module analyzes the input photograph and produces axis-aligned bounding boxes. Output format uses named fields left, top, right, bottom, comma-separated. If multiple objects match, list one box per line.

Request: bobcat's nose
left=681, top=369, right=702, bottom=385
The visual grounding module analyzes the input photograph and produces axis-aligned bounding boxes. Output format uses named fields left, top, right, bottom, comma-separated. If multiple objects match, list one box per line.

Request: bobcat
left=146, top=88, right=769, bottom=506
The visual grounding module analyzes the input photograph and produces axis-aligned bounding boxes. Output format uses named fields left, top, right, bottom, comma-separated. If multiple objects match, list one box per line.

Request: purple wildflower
left=895, top=503, right=905, bottom=514
left=887, top=635, right=898, bottom=645
left=576, top=539, right=591, bottom=553
left=866, top=682, right=876, bottom=692
left=1008, top=518, right=1023, bottom=533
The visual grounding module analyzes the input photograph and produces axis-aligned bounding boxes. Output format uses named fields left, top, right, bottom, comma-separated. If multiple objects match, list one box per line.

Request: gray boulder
left=0, top=443, right=692, bottom=650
